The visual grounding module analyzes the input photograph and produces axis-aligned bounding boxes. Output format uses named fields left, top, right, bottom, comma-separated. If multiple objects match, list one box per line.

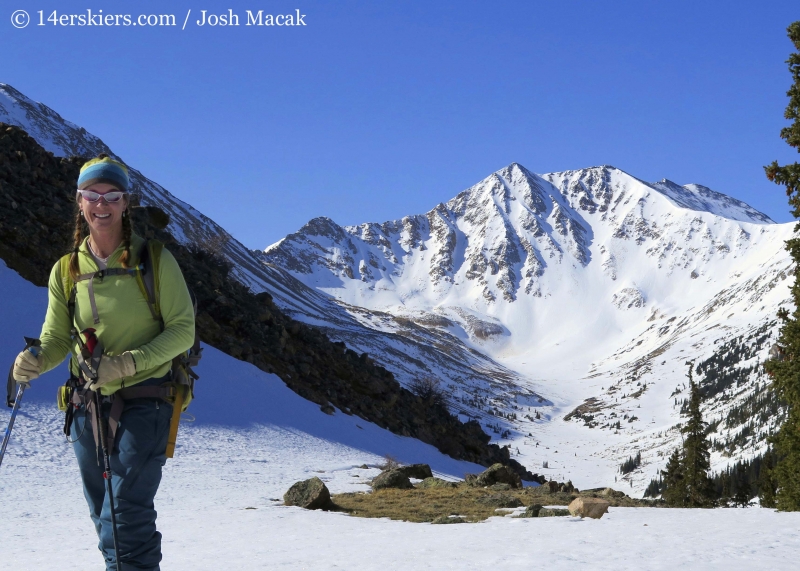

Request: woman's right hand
left=13, top=349, right=43, bottom=385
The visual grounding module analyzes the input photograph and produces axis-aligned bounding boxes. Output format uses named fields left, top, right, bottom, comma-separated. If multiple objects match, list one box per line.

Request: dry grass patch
left=332, top=486, right=514, bottom=523
left=331, top=484, right=661, bottom=523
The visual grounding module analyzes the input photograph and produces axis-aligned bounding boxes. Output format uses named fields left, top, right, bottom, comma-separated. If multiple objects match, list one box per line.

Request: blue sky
left=3, top=0, right=799, bottom=249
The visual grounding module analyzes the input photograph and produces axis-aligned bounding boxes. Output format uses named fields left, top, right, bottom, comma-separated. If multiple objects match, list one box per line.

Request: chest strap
left=72, top=266, right=145, bottom=325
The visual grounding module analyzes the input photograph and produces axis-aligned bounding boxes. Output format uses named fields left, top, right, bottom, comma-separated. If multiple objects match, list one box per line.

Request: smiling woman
left=11, top=153, right=196, bottom=571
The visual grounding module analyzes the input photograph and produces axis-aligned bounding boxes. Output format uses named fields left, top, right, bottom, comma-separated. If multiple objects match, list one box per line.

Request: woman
left=12, top=154, right=195, bottom=571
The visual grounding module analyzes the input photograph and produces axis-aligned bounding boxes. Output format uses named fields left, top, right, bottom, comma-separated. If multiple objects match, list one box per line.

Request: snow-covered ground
left=2, top=250, right=800, bottom=570
left=2, top=405, right=799, bottom=571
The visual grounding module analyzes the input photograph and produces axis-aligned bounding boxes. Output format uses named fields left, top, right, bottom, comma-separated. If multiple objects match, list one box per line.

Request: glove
left=86, top=352, right=136, bottom=392
left=13, top=349, right=43, bottom=386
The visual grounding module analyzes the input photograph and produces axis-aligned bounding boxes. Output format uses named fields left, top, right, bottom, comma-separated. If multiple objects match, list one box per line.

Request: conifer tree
left=758, top=451, right=778, bottom=509
left=733, top=463, right=752, bottom=507
left=662, top=448, right=687, bottom=506
left=681, top=364, right=715, bottom=507
left=764, top=21, right=800, bottom=512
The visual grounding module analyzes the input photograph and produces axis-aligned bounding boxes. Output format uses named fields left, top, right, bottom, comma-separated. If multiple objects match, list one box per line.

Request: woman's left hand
left=86, top=352, right=136, bottom=391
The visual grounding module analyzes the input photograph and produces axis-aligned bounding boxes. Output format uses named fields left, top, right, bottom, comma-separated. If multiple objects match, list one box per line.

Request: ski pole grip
left=6, top=337, right=42, bottom=407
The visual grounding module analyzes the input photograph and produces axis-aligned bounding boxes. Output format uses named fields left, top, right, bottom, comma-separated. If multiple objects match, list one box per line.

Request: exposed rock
left=559, top=481, right=575, bottom=494
left=417, top=477, right=457, bottom=489
left=538, top=508, right=570, bottom=517
left=467, top=463, right=522, bottom=489
left=371, top=469, right=413, bottom=491
left=395, top=464, right=433, bottom=480
left=568, top=497, right=610, bottom=519
left=601, top=487, right=626, bottom=498
left=515, top=504, right=543, bottom=518
left=283, top=477, right=332, bottom=510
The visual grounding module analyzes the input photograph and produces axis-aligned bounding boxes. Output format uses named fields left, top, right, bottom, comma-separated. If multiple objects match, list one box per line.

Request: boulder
left=568, top=497, right=610, bottom=519
left=538, top=507, right=570, bottom=517
left=283, top=477, right=332, bottom=510
left=516, top=504, right=543, bottom=518
left=417, top=477, right=457, bottom=489
left=395, top=464, right=433, bottom=480
left=371, top=469, right=413, bottom=490
left=476, top=493, right=523, bottom=508
left=601, top=487, right=626, bottom=498
left=468, top=464, right=522, bottom=489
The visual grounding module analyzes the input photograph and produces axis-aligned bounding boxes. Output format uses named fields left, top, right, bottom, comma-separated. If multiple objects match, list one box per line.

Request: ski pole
left=78, top=328, right=121, bottom=571
left=0, top=385, right=25, bottom=471
left=1, top=337, right=41, bottom=470
left=94, top=388, right=121, bottom=571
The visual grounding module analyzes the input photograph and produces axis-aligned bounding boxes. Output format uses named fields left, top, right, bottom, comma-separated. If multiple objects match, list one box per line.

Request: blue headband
left=77, top=157, right=130, bottom=192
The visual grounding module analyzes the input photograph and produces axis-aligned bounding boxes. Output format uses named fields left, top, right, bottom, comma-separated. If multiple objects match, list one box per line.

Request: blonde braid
left=68, top=204, right=85, bottom=280
left=119, top=209, right=132, bottom=268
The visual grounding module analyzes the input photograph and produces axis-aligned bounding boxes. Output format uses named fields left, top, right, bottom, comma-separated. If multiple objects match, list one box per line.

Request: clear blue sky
left=3, top=0, right=799, bottom=249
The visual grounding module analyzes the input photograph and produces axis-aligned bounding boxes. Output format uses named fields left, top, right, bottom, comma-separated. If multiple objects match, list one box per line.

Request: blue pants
left=71, top=377, right=173, bottom=571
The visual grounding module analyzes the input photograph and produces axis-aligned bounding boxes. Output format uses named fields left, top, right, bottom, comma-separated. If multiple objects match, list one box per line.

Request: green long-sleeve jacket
left=38, top=233, right=196, bottom=395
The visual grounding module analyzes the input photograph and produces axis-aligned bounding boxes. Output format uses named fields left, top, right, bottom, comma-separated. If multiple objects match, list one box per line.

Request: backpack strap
left=135, top=240, right=164, bottom=329
left=58, top=254, right=75, bottom=320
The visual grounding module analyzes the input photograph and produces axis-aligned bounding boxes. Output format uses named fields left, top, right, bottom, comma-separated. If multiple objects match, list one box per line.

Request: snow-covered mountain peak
left=266, top=162, right=778, bottom=311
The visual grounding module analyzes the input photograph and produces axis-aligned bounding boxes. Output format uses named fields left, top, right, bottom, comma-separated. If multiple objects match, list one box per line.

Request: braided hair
left=119, top=207, right=132, bottom=268
left=68, top=203, right=86, bottom=281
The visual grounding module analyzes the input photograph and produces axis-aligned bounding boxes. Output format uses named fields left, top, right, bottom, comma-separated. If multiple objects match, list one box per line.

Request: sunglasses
left=76, top=189, right=127, bottom=203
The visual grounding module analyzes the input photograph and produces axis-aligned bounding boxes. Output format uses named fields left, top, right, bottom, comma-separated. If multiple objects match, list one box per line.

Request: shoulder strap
left=134, top=240, right=164, bottom=328
left=58, top=254, right=77, bottom=325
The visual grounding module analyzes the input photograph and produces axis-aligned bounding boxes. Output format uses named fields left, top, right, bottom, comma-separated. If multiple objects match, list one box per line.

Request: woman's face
left=78, top=183, right=129, bottom=234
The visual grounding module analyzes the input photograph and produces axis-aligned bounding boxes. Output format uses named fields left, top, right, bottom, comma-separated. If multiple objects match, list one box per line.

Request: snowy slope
left=264, top=163, right=794, bottom=494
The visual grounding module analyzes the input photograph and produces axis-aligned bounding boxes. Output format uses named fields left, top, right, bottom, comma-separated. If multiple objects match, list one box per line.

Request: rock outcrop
left=567, top=497, right=610, bottom=519
left=371, top=469, right=414, bottom=491
left=284, top=477, right=332, bottom=510
left=466, top=463, right=523, bottom=489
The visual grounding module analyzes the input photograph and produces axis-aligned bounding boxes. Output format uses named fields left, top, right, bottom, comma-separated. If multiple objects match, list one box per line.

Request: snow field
left=2, top=402, right=799, bottom=571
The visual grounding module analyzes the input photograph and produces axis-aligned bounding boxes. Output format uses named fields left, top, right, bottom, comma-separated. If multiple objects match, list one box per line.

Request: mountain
left=3, top=81, right=791, bottom=494
left=264, top=162, right=793, bottom=493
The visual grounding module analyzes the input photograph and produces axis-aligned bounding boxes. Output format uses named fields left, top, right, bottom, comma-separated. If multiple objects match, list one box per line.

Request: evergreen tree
left=681, top=364, right=715, bottom=507
left=661, top=448, right=687, bottom=506
left=718, top=469, right=732, bottom=505
left=759, top=454, right=778, bottom=509
left=733, top=463, right=752, bottom=507
left=764, top=21, right=800, bottom=512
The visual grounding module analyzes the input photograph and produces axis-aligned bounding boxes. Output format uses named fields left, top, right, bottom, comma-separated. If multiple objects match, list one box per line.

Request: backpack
left=58, top=240, right=202, bottom=457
